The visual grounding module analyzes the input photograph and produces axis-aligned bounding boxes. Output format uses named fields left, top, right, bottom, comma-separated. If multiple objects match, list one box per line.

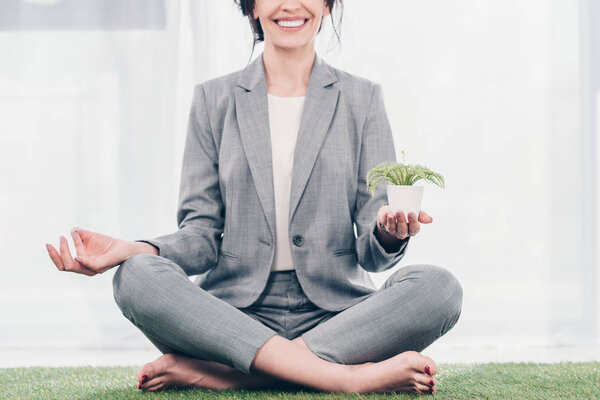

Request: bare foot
left=136, top=353, right=263, bottom=391
left=137, top=337, right=313, bottom=391
left=348, top=351, right=438, bottom=395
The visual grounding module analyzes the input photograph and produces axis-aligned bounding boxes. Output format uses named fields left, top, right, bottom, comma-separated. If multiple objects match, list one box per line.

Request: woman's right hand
left=46, top=227, right=137, bottom=276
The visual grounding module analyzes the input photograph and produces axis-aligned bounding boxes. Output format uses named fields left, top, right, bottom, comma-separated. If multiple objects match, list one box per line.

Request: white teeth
left=276, top=19, right=306, bottom=28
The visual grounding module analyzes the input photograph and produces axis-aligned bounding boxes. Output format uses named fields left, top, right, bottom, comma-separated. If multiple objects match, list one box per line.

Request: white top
left=267, top=93, right=306, bottom=272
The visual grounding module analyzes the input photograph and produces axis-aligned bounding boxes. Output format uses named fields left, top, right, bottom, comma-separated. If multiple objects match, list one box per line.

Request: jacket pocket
left=219, top=249, right=238, bottom=260
left=332, top=248, right=355, bottom=257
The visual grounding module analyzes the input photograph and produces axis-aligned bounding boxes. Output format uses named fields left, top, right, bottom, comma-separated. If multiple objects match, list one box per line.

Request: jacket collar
left=234, top=51, right=340, bottom=242
left=236, top=51, right=338, bottom=91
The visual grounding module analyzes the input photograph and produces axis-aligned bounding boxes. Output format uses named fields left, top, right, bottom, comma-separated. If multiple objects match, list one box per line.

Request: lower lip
left=274, top=19, right=309, bottom=32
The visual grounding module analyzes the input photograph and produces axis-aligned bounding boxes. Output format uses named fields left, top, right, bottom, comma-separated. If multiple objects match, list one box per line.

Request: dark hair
left=233, top=0, right=344, bottom=64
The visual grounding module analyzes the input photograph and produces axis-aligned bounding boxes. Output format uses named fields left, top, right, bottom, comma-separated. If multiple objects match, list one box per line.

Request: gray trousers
left=112, top=254, right=463, bottom=376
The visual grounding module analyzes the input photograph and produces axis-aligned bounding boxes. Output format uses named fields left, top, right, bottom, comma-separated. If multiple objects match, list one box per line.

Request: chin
left=272, top=38, right=313, bottom=50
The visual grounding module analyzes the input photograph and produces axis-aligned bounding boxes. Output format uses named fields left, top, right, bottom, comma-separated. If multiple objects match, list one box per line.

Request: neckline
left=268, top=93, right=306, bottom=99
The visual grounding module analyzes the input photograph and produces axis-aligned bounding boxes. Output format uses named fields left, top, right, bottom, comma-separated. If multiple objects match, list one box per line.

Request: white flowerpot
left=386, top=185, right=423, bottom=223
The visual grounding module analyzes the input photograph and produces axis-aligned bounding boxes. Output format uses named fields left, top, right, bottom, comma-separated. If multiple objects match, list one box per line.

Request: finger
left=60, top=236, right=96, bottom=276
left=72, top=255, right=103, bottom=274
left=397, top=209, right=407, bottom=224
left=418, top=210, right=433, bottom=223
left=75, top=258, right=98, bottom=276
left=70, top=228, right=86, bottom=258
left=407, top=212, right=420, bottom=236
left=71, top=226, right=93, bottom=241
left=377, top=205, right=390, bottom=226
left=46, top=243, right=66, bottom=271
left=395, top=210, right=408, bottom=238
left=79, top=254, right=111, bottom=274
left=386, top=211, right=397, bottom=234
left=59, top=236, right=76, bottom=271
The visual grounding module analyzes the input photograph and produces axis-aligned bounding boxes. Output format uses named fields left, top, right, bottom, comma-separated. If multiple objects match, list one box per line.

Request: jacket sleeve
left=133, top=83, right=224, bottom=276
left=354, top=82, right=410, bottom=273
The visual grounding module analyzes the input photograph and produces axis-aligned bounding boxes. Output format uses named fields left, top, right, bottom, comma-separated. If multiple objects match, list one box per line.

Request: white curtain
left=1, top=0, right=597, bottom=360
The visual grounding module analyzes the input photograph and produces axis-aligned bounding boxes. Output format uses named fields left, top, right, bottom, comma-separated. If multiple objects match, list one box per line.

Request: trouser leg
left=112, top=253, right=278, bottom=375
left=132, top=322, right=184, bottom=356
left=300, top=264, right=463, bottom=364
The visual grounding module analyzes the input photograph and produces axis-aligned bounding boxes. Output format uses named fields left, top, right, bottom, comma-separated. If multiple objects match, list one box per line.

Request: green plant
left=366, top=150, right=445, bottom=195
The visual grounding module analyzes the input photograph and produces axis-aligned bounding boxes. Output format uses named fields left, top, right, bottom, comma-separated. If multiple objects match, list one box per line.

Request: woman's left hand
left=376, top=205, right=433, bottom=240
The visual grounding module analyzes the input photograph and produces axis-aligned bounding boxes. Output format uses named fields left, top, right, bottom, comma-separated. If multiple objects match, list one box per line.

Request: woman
left=46, top=0, right=462, bottom=394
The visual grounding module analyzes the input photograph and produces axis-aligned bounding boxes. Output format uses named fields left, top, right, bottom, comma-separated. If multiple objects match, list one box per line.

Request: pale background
left=1, top=0, right=599, bottom=366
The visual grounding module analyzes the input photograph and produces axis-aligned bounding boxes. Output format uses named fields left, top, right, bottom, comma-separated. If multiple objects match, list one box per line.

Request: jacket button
left=292, top=235, right=304, bottom=247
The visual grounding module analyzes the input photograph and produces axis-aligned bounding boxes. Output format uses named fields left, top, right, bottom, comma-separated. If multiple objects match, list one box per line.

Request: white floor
left=2, top=344, right=600, bottom=368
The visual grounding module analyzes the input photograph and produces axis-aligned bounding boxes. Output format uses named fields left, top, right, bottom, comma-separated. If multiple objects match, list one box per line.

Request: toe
left=140, top=372, right=165, bottom=391
left=145, top=379, right=166, bottom=392
left=137, top=367, right=158, bottom=390
left=138, top=353, right=175, bottom=384
left=415, top=372, right=435, bottom=390
left=416, top=372, right=434, bottom=384
left=422, top=356, right=438, bottom=376
left=414, top=382, right=432, bottom=395
left=138, top=363, right=155, bottom=384
left=137, top=367, right=145, bottom=383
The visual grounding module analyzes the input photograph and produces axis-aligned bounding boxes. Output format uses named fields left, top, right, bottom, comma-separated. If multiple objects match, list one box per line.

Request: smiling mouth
left=274, top=18, right=309, bottom=28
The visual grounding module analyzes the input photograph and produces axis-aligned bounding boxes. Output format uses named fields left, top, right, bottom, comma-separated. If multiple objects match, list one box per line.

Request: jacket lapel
left=235, top=51, right=339, bottom=241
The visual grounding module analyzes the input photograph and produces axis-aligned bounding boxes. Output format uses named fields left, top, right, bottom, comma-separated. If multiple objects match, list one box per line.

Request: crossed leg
left=113, top=254, right=462, bottom=394
left=300, top=263, right=463, bottom=365
left=134, top=333, right=315, bottom=391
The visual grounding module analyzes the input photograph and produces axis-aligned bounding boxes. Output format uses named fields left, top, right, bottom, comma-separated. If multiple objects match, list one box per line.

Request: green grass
left=1, top=362, right=599, bottom=399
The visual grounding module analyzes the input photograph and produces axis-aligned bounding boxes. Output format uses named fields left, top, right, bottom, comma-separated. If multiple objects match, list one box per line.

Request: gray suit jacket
left=136, top=51, right=410, bottom=312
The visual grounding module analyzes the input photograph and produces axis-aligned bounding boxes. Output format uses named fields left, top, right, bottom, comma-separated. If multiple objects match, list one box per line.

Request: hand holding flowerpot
left=366, top=151, right=444, bottom=240
left=376, top=205, right=434, bottom=241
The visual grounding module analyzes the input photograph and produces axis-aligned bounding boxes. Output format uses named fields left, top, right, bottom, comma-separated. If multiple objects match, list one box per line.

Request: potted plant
left=366, top=151, right=445, bottom=222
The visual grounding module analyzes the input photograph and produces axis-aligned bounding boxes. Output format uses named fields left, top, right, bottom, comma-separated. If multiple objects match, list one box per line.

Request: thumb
left=74, top=255, right=91, bottom=268
left=73, top=256, right=98, bottom=274
left=74, top=254, right=105, bottom=270
left=418, top=210, right=433, bottom=223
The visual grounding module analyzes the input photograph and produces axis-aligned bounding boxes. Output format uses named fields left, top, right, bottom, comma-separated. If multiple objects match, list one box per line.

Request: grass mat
left=1, top=362, right=599, bottom=399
